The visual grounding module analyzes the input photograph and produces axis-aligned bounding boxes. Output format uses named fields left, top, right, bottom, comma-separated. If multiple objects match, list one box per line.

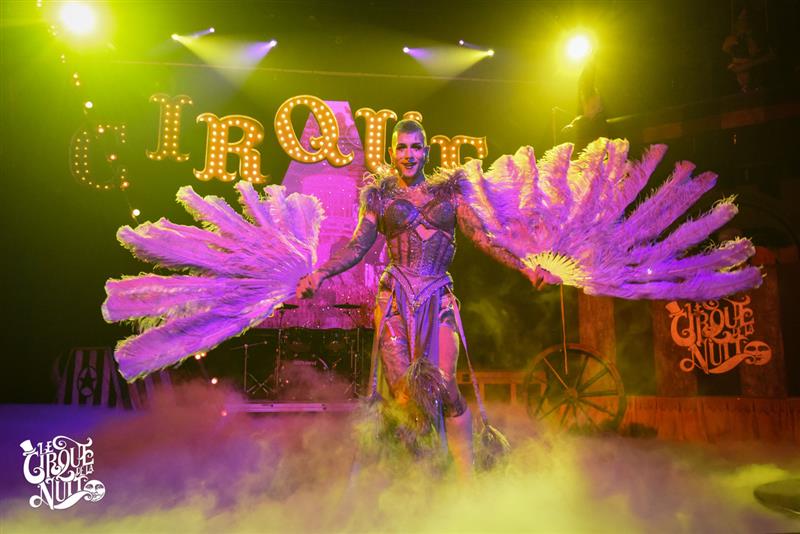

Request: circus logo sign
left=666, top=296, right=772, bottom=374
left=20, top=435, right=105, bottom=510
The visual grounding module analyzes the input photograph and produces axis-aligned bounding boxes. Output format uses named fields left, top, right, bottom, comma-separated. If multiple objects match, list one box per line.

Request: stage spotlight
left=131, top=208, right=141, bottom=217
left=566, top=34, right=592, bottom=61
left=402, top=46, right=410, bottom=54
left=486, top=48, right=495, bottom=57
left=211, top=377, right=219, bottom=385
left=84, top=100, right=93, bottom=109
left=458, top=39, right=464, bottom=46
left=269, top=39, right=277, bottom=47
left=171, top=33, right=180, bottom=41
left=189, top=27, right=215, bottom=38
left=59, top=3, right=97, bottom=36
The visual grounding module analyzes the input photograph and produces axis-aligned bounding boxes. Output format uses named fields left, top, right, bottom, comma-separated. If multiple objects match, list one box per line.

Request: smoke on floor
left=2, top=381, right=797, bottom=533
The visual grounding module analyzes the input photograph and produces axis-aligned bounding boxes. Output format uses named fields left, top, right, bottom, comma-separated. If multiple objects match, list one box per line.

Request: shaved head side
left=391, top=119, right=427, bottom=148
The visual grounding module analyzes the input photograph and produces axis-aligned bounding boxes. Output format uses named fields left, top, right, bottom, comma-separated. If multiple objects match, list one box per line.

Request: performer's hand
left=525, top=266, right=561, bottom=290
left=296, top=271, right=324, bottom=299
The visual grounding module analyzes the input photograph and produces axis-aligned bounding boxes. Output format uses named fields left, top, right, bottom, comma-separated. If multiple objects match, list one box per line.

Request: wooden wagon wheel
left=524, top=343, right=626, bottom=432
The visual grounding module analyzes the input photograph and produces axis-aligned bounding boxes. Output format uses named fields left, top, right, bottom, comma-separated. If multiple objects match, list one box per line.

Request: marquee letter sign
left=431, top=134, right=488, bottom=169
left=145, top=93, right=489, bottom=184
left=75, top=93, right=491, bottom=189
left=70, top=123, right=129, bottom=190
left=355, top=107, right=397, bottom=174
left=146, top=94, right=192, bottom=163
left=194, top=113, right=268, bottom=183
left=274, top=95, right=354, bottom=167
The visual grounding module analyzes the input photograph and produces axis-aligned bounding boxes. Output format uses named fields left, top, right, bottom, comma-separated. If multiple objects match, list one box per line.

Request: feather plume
left=403, top=357, right=448, bottom=425
left=103, top=182, right=324, bottom=381
left=458, top=138, right=762, bottom=300
left=475, top=423, right=511, bottom=471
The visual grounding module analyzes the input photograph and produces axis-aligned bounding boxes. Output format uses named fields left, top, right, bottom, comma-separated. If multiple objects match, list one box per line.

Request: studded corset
left=380, top=188, right=456, bottom=277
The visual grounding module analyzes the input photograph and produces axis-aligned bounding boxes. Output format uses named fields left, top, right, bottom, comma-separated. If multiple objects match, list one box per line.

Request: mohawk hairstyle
left=391, top=119, right=427, bottom=147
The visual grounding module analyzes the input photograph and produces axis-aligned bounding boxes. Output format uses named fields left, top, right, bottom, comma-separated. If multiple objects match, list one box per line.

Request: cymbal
left=333, top=303, right=361, bottom=309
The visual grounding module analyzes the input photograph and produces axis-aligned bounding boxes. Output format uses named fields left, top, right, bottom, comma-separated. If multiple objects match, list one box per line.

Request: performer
left=104, top=122, right=761, bottom=471
left=296, top=120, right=549, bottom=475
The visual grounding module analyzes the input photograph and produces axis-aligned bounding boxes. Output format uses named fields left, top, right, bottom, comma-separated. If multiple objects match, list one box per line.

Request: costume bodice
left=379, top=186, right=456, bottom=276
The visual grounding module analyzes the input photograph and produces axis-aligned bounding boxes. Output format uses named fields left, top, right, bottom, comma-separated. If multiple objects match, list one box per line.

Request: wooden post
left=578, top=292, right=617, bottom=362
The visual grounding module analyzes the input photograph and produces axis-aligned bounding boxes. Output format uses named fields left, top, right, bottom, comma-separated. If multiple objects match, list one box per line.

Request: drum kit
left=236, top=302, right=368, bottom=401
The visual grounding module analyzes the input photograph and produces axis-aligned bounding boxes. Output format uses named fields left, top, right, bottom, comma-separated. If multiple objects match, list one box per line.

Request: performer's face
left=389, top=131, right=429, bottom=183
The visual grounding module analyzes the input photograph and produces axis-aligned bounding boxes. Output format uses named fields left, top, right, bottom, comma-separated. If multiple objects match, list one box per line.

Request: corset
left=381, top=194, right=456, bottom=276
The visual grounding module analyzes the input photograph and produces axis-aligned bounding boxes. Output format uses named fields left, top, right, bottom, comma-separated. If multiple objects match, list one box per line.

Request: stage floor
left=2, top=385, right=799, bottom=533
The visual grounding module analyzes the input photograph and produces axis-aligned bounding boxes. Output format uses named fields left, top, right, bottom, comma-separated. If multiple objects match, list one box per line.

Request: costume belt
left=383, top=264, right=453, bottom=313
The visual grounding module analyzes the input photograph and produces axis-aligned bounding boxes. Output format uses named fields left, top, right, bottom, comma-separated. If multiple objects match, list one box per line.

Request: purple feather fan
left=456, top=138, right=762, bottom=300
left=103, top=183, right=324, bottom=381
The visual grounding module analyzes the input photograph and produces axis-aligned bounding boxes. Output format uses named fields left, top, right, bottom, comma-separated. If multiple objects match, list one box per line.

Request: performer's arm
left=456, top=202, right=553, bottom=290
left=296, top=208, right=378, bottom=298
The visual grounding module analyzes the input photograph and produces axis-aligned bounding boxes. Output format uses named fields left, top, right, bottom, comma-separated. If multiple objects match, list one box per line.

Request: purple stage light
left=404, top=47, right=431, bottom=59
left=243, top=41, right=277, bottom=62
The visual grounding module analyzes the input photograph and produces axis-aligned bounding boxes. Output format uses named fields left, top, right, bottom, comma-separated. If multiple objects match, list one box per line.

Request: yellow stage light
left=59, top=3, right=97, bottom=36
left=566, top=35, right=592, bottom=61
